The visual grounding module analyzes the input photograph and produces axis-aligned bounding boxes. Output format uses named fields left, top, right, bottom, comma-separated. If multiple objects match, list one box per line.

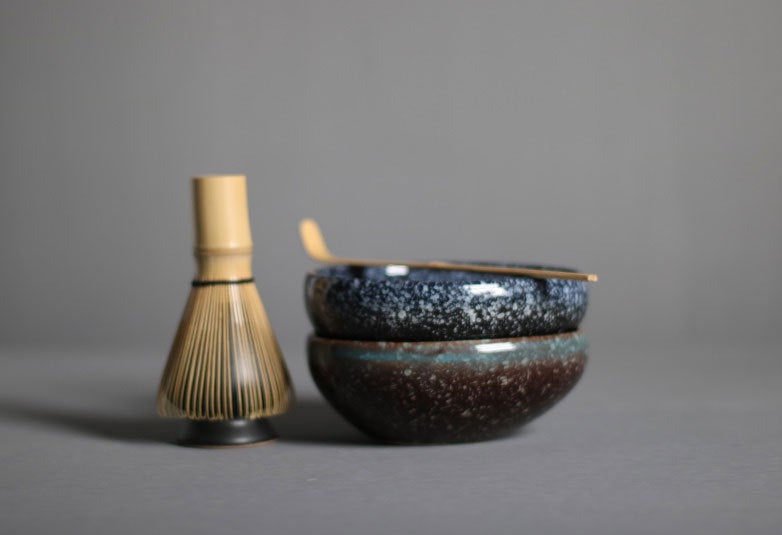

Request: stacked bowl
left=305, top=263, right=588, bottom=444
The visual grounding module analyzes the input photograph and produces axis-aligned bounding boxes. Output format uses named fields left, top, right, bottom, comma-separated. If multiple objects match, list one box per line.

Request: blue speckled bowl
left=305, top=264, right=587, bottom=341
left=308, top=331, right=588, bottom=443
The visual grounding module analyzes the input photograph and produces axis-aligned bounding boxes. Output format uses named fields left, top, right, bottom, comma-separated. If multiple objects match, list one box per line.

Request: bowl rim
left=308, top=330, right=584, bottom=349
left=306, top=262, right=581, bottom=284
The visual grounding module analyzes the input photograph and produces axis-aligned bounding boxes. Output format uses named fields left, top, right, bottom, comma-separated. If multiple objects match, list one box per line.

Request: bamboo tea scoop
left=299, top=218, right=597, bottom=282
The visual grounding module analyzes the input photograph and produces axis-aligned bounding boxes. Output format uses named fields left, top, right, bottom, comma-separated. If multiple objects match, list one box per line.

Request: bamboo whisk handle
left=192, top=175, right=254, bottom=281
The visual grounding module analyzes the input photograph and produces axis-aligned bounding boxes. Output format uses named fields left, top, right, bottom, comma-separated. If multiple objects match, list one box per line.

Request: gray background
left=1, top=1, right=781, bottom=534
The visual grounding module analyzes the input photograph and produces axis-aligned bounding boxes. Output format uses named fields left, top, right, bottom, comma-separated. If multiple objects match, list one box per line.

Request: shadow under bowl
left=308, top=332, right=587, bottom=444
left=305, top=264, right=587, bottom=341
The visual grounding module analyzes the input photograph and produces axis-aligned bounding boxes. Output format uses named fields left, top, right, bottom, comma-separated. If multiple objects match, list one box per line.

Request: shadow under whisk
left=0, top=397, right=181, bottom=444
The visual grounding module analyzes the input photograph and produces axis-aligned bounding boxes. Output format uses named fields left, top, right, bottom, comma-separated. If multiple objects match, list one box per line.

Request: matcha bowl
left=308, top=331, right=587, bottom=444
left=305, top=264, right=587, bottom=341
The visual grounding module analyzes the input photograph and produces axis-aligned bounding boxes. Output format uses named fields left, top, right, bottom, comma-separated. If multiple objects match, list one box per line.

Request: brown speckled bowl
left=308, top=332, right=587, bottom=444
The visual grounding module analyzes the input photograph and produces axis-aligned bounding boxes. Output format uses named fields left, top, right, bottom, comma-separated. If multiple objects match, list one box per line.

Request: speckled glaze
left=305, top=264, right=588, bottom=341
left=305, top=264, right=587, bottom=341
left=308, top=332, right=587, bottom=443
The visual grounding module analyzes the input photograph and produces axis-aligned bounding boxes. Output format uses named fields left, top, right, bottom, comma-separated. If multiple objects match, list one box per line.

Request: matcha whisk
left=157, top=175, right=293, bottom=446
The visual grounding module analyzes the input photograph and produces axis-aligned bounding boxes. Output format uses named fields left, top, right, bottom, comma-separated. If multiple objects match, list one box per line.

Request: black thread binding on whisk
left=191, top=278, right=255, bottom=287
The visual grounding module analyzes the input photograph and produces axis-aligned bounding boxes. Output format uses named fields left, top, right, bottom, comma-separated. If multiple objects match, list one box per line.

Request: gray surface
left=1, top=0, right=781, bottom=350
left=1, top=339, right=781, bottom=535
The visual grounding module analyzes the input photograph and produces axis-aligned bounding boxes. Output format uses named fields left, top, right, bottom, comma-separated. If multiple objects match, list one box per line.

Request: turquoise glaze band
left=310, top=332, right=587, bottom=365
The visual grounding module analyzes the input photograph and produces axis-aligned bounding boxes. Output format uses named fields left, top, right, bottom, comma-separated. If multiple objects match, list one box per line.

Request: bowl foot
left=179, top=418, right=277, bottom=447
